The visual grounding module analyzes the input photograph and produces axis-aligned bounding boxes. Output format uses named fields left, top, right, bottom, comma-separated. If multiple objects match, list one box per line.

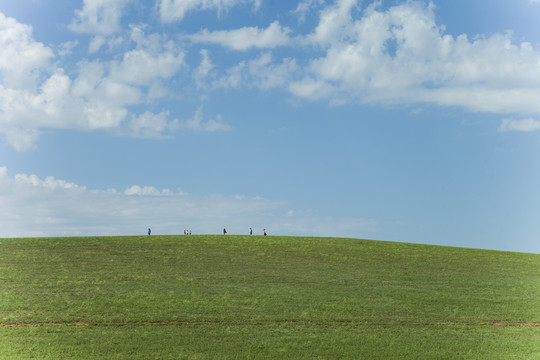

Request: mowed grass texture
left=0, top=235, right=538, bottom=359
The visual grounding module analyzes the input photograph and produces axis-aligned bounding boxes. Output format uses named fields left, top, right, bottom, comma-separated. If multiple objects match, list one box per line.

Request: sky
left=0, top=0, right=539, bottom=254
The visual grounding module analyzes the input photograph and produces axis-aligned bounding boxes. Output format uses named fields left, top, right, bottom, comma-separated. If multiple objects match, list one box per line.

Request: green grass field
left=0, top=235, right=538, bottom=359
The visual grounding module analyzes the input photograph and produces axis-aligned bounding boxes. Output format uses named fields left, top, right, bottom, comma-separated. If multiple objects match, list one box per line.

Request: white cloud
left=247, top=53, right=298, bottom=89
left=179, top=106, right=231, bottom=132
left=0, top=16, right=184, bottom=151
left=109, top=47, right=185, bottom=86
left=124, top=185, right=170, bottom=196
left=212, top=53, right=298, bottom=90
left=288, top=76, right=334, bottom=99
left=307, top=0, right=357, bottom=46
left=190, top=21, right=293, bottom=50
left=212, top=62, right=246, bottom=89
left=498, top=118, right=540, bottom=132
left=193, top=49, right=215, bottom=88
left=0, top=167, right=379, bottom=238
left=0, top=13, right=54, bottom=91
left=289, top=1, right=540, bottom=114
left=159, top=0, right=261, bottom=23
left=122, top=111, right=179, bottom=138
left=292, top=0, right=325, bottom=23
left=14, top=173, right=85, bottom=190
left=188, top=0, right=540, bottom=116
left=88, top=36, right=106, bottom=53
left=69, top=0, right=133, bottom=35
left=184, top=1, right=540, bottom=116
left=6, top=0, right=540, bottom=151
left=58, top=40, right=79, bottom=57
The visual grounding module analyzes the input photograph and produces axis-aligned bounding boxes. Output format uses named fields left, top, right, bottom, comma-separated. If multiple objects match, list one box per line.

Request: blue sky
left=1, top=0, right=539, bottom=253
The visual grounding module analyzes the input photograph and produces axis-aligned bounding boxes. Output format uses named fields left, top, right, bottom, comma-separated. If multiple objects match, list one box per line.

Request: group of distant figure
left=147, top=227, right=267, bottom=236
left=224, top=228, right=266, bottom=236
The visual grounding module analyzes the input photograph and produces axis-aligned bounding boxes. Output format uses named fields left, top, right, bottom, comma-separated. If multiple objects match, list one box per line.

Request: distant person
left=250, top=228, right=252, bottom=235
left=223, top=228, right=227, bottom=235
left=148, top=228, right=151, bottom=236
left=189, top=230, right=192, bottom=235
left=263, top=229, right=267, bottom=236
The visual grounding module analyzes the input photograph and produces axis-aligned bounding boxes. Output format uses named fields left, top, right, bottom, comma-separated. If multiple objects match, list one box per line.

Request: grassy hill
left=0, top=235, right=538, bottom=359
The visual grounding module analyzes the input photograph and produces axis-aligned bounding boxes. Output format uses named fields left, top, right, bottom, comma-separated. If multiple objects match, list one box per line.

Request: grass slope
left=0, top=235, right=538, bottom=359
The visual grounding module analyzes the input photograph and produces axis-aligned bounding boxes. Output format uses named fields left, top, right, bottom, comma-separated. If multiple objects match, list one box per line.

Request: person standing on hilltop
left=263, top=229, right=267, bottom=236
left=223, top=228, right=227, bottom=235
left=148, top=228, right=151, bottom=236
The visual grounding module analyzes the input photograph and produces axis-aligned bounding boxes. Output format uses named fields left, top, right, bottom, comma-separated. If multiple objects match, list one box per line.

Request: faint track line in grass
left=1, top=320, right=539, bottom=328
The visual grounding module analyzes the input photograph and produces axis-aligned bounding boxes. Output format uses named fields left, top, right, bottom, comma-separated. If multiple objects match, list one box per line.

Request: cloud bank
left=2, top=1, right=540, bottom=151
left=0, top=167, right=379, bottom=238
left=287, top=1, right=540, bottom=114
left=189, top=1, right=540, bottom=115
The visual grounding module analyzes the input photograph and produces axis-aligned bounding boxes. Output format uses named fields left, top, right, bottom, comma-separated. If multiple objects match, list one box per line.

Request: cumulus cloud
left=190, top=1, right=540, bottom=116
left=0, top=65, right=139, bottom=150
left=0, top=167, right=379, bottom=238
left=5, top=0, right=540, bottom=151
left=190, top=21, right=293, bottom=50
left=0, top=13, right=54, bottom=91
left=124, top=185, right=173, bottom=196
left=498, top=118, right=540, bottom=132
left=13, top=173, right=84, bottom=190
left=159, top=0, right=261, bottom=23
left=69, top=0, right=133, bottom=35
left=289, top=1, right=540, bottom=114
left=0, top=16, right=184, bottom=151
left=306, top=0, right=357, bottom=46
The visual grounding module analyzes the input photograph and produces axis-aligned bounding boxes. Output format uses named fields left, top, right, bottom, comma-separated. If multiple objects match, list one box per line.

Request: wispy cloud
left=159, top=0, right=261, bottom=23
left=189, top=21, right=293, bottom=50
left=211, top=53, right=298, bottom=91
left=193, top=49, right=215, bottom=88
left=0, top=166, right=380, bottom=238
left=291, top=0, right=325, bottom=23
left=498, top=118, right=540, bottom=132
left=179, top=106, right=231, bottom=132
left=69, top=0, right=133, bottom=35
